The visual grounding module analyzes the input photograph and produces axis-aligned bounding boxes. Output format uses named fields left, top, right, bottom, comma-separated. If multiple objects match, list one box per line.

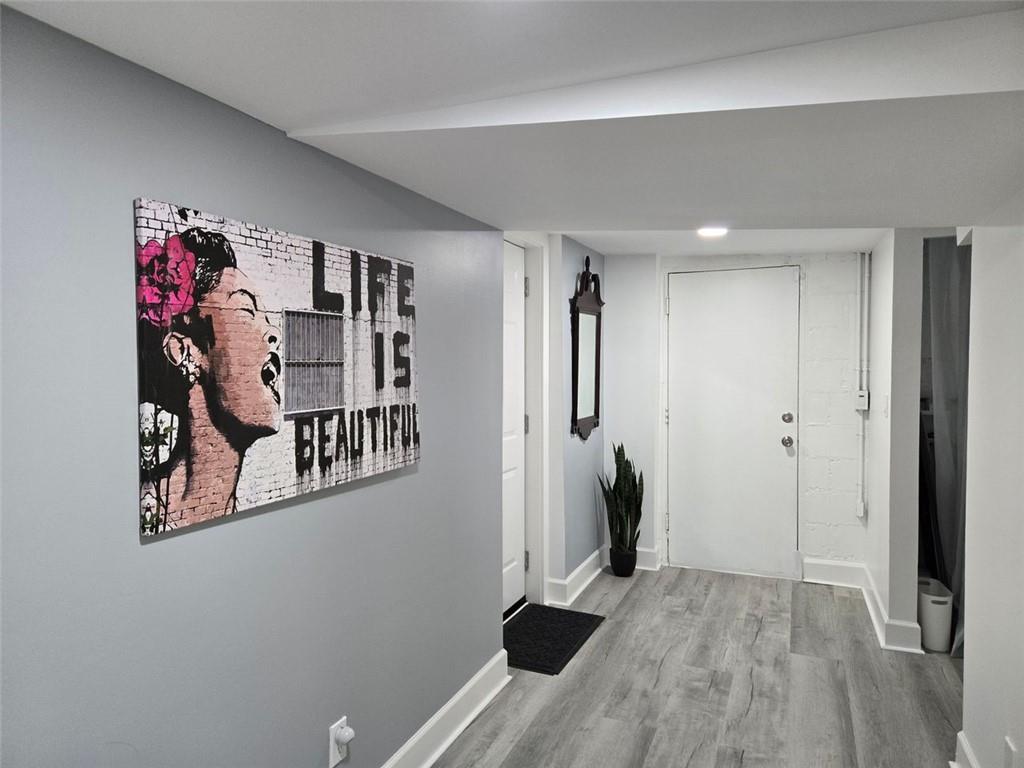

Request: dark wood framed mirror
left=570, top=255, right=604, bottom=440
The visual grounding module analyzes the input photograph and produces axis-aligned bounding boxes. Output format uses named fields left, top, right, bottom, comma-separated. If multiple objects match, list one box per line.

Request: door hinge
left=525, top=550, right=530, bottom=572
left=665, top=295, right=670, bottom=315
left=524, top=276, right=530, bottom=298
left=665, top=512, right=670, bottom=533
left=664, top=408, right=669, bottom=425
left=524, top=413, right=529, bottom=434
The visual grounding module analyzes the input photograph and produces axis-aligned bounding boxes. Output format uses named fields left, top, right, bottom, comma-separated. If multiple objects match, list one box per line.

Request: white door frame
left=505, top=232, right=548, bottom=605
left=657, top=261, right=803, bottom=573
left=663, top=265, right=801, bottom=577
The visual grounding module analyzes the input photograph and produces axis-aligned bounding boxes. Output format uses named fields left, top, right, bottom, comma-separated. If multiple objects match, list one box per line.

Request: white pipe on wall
left=857, top=250, right=871, bottom=519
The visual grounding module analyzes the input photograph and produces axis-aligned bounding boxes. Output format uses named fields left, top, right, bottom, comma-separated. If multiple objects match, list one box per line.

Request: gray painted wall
left=561, top=237, right=606, bottom=575
left=0, top=10, right=502, bottom=768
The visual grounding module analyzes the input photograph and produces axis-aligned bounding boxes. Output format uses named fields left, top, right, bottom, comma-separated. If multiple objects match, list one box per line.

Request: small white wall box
left=854, top=390, right=870, bottom=411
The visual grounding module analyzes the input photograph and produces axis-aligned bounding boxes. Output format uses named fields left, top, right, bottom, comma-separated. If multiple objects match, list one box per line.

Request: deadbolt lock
left=781, top=412, right=794, bottom=423
left=781, top=436, right=794, bottom=448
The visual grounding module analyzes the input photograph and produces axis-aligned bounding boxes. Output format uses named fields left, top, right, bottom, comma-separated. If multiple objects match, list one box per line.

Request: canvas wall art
left=135, top=199, right=419, bottom=536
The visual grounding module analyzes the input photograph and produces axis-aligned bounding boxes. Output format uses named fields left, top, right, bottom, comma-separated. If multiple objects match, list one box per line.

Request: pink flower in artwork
left=136, top=239, right=166, bottom=321
left=136, top=235, right=196, bottom=327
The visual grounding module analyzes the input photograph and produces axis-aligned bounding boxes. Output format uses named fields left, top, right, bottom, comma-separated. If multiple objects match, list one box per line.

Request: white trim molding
left=600, top=545, right=660, bottom=573
left=802, top=556, right=866, bottom=589
left=505, top=231, right=551, bottom=606
left=802, top=555, right=923, bottom=654
left=952, top=731, right=982, bottom=768
left=635, top=546, right=660, bottom=572
left=862, top=565, right=923, bottom=653
left=546, top=549, right=602, bottom=608
left=380, top=650, right=510, bottom=768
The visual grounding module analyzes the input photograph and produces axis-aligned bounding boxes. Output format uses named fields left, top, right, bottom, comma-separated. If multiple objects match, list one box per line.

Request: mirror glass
left=577, top=313, right=597, bottom=419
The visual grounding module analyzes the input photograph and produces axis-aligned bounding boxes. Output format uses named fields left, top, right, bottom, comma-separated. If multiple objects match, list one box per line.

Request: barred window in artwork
left=283, top=309, right=345, bottom=415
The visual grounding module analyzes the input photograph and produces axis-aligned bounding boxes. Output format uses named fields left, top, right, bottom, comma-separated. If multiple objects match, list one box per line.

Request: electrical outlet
left=329, top=716, right=355, bottom=767
left=1006, top=736, right=1020, bottom=768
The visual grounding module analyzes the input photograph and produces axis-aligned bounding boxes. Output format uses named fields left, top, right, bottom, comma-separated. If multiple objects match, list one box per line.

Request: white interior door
left=502, top=241, right=527, bottom=612
left=667, top=267, right=800, bottom=578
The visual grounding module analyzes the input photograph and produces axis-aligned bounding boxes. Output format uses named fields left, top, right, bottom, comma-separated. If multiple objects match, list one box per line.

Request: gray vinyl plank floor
left=434, top=568, right=962, bottom=768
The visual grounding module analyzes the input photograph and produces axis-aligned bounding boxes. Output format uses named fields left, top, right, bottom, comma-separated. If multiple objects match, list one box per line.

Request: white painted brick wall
left=797, top=254, right=864, bottom=561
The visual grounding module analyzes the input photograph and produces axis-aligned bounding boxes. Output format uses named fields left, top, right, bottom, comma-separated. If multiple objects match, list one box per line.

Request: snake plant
left=598, top=444, right=644, bottom=553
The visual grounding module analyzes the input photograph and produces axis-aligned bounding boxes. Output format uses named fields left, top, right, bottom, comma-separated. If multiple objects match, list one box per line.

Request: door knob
left=781, top=436, right=794, bottom=448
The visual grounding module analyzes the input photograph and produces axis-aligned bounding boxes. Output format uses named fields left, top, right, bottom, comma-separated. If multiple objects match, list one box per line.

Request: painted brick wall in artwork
left=135, top=198, right=419, bottom=535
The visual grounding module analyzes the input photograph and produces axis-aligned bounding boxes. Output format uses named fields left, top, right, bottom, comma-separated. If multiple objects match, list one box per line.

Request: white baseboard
left=953, top=730, right=982, bottom=768
left=635, top=546, right=660, bottom=572
left=802, top=555, right=923, bottom=654
left=882, top=617, right=924, bottom=652
left=380, top=649, right=510, bottom=768
left=859, top=575, right=896, bottom=650
left=862, top=564, right=923, bottom=654
left=546, top=549, right=602, bottom=608
left=599, top=545, right=660, bottom=572
left=802, top=556, right=866, bottom=589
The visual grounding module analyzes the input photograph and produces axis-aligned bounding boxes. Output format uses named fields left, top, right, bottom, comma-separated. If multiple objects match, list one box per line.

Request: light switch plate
left=329, top=716, right=349, bottom=767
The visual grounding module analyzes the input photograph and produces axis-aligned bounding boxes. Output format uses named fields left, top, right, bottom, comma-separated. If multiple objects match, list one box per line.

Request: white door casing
left=667, top=266, right=800, bottom=578
left=502, top=241, right=527, bottom=611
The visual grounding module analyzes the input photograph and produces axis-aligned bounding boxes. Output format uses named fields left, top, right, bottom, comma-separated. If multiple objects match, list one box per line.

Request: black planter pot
left=609, top=548, right=637, bottom=577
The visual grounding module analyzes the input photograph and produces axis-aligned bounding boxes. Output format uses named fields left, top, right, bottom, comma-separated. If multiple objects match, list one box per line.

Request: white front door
left=667, top=266, right=800, bottom=578
left=502, top=241, right=527, bottom=611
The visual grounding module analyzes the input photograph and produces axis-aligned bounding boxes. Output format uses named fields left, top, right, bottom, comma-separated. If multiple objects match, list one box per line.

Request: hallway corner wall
left=1, top=10, right=503, bottom=767
left=957, top=223, right=1024, bottom=768
left=602, top=254, right=661, bottom=566
left=865, top=230, right=897, bottom=622
left=560, top=237, right=606, bottom=577
left=865, top=228, right=951, bottom=650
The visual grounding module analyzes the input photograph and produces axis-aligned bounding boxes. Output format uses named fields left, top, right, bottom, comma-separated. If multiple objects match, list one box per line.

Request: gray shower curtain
left=924, top=236, right=971, bottom=657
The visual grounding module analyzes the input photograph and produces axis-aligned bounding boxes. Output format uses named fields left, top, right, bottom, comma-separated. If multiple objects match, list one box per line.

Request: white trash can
left=918, top=577, right=953, bottom=653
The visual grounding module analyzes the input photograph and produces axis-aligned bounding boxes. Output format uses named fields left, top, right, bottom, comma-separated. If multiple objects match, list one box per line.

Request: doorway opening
left=918, top=235, right=971, bottom=659
left=502, top=240, right=527, bottom=614
left=502, top=234, right=546, bottom=615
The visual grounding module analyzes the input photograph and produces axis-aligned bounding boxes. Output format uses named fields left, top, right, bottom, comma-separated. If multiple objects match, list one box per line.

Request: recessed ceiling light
left=697, top=226, right=729, bottom=239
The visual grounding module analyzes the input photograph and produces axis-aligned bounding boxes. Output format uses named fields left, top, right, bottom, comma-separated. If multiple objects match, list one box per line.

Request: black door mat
left=503, top=604, right=605, bottom=675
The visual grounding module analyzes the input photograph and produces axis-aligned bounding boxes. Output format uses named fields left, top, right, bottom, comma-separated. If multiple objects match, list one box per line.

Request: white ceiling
left=17, top=1, right=1024, bottom=255
left=565, top=229, right=888, bottom=258
left=304, top=93, right=1024, bottom=231
left=15, top=1, right=1020, bottom=131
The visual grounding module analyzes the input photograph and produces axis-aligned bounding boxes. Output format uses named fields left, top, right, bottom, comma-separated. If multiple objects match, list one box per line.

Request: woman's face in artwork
left=195, top=268, right=282, bottom=439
